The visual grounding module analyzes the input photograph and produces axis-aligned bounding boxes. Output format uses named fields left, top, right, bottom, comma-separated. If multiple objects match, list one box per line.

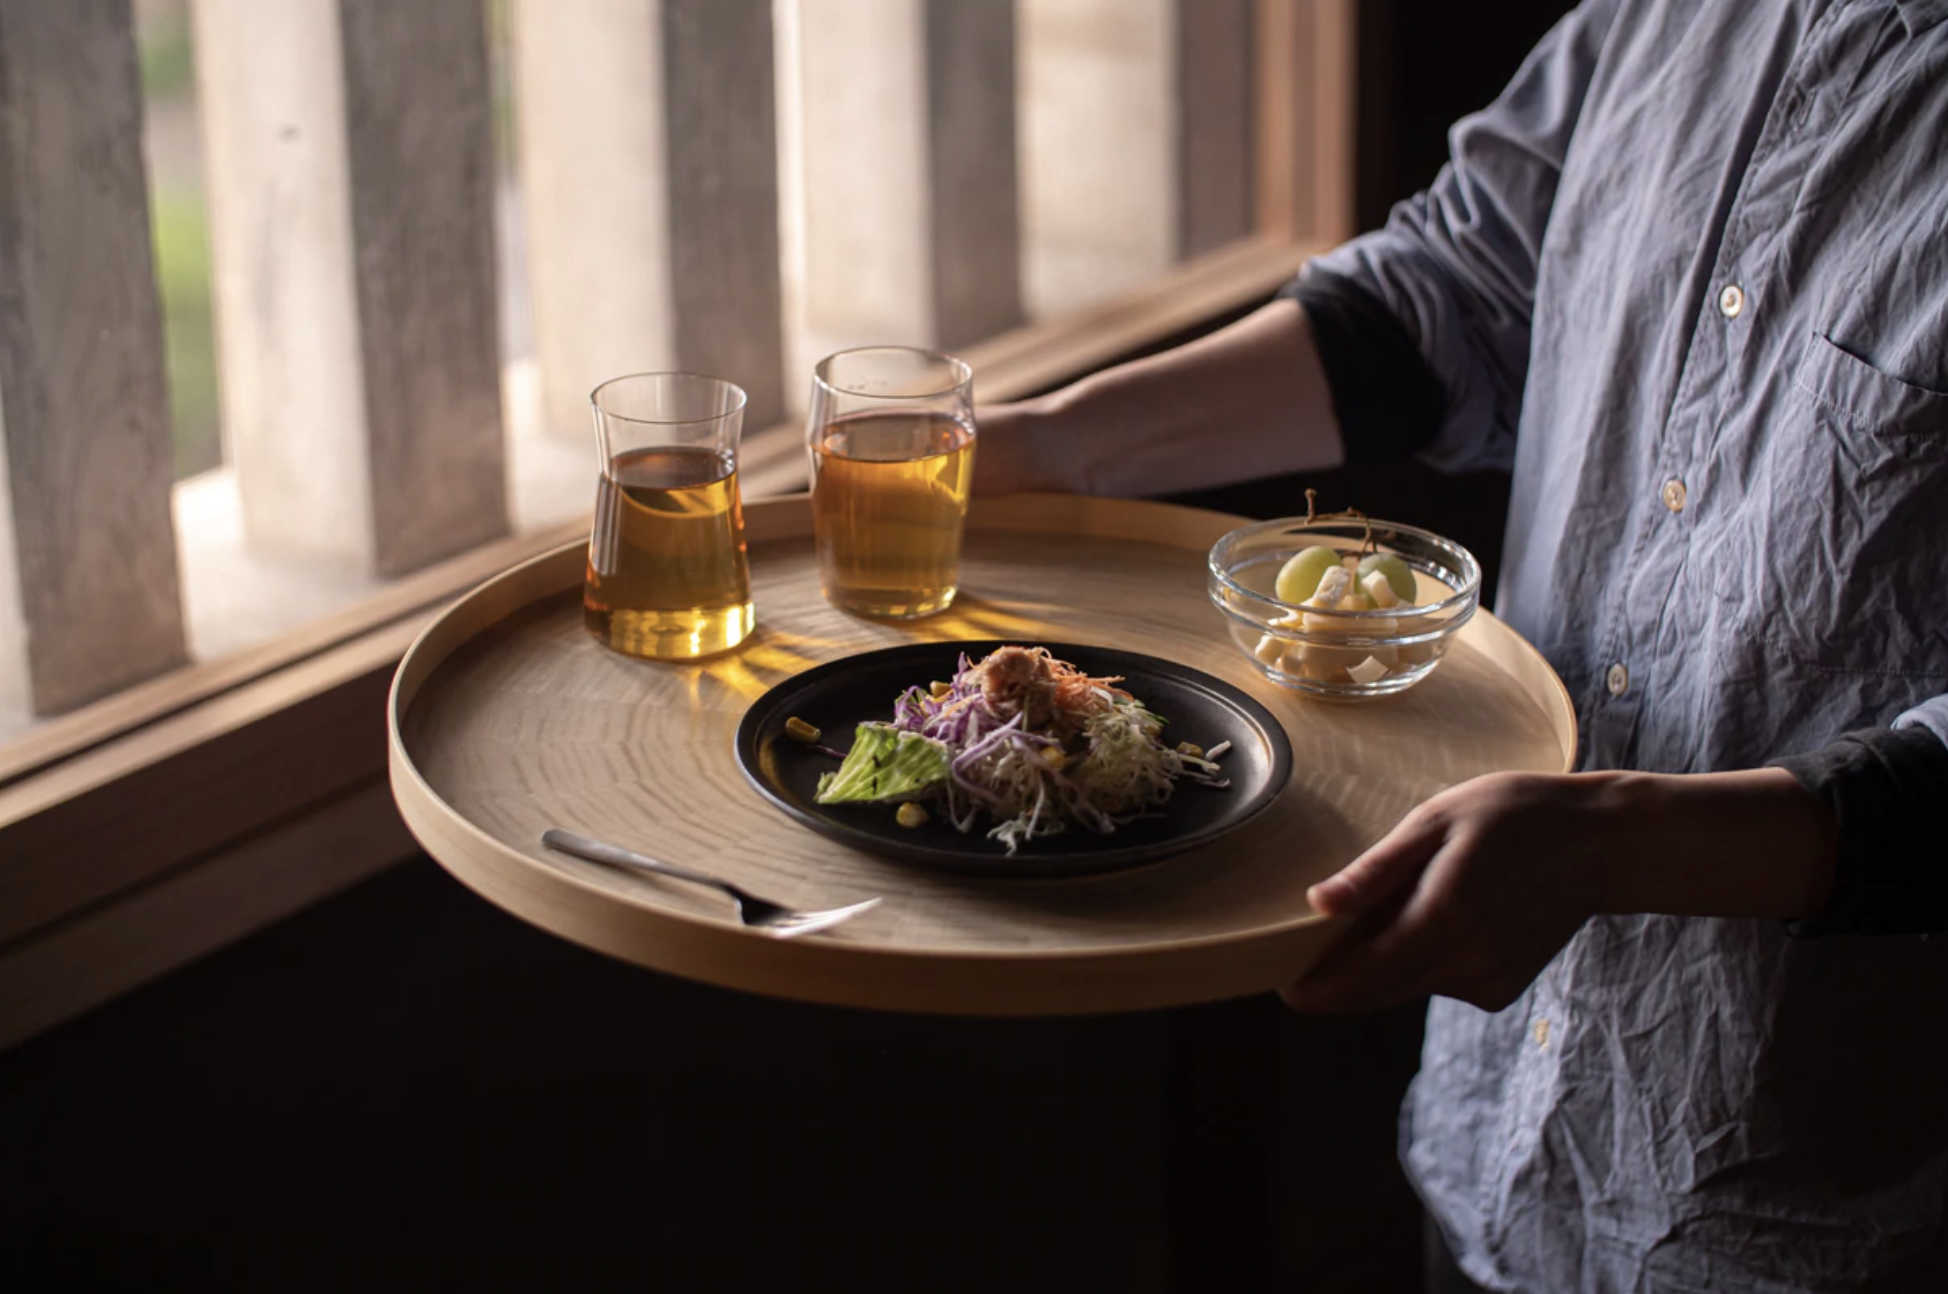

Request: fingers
left=1306, top=812, right=1443, bottom=917
left=1284, top=853, right=1458, bottom=1012
left=1283, top=772, right=1596, bottom=1014
left=1281, top=901, right=1439, bottom=1013
left=1283, top=815, right=1448, bottom=1011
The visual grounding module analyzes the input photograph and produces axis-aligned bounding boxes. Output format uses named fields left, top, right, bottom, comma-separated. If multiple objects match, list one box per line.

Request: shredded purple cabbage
left=871, top=648, right=1227, bottom=853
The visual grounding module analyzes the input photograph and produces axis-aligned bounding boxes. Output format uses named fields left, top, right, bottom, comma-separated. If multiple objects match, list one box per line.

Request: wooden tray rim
left=386, top=492, right=1577, bottom=1014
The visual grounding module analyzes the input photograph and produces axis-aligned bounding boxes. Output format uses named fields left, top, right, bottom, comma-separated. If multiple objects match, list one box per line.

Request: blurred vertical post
left=1255, top=0, right=1356, bottom=245
left=1018, top=0, right=1256, bottom=319
left=1177, top=0, right=1254, bottom=258
left=782, top=0, right=1022, bottom=375
left=193, top=0, right=507, bottom=578
left=339, top=0, right=507, bottom=577
left=513, top=0, right=786, bottom=444
left=0, top=0, right=190, bottom=715
left=924, top=0, right=1024, bottom=350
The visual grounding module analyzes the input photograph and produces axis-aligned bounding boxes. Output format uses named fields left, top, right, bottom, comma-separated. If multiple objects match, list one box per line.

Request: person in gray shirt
left=976, top=0, right=1948, bottom=1287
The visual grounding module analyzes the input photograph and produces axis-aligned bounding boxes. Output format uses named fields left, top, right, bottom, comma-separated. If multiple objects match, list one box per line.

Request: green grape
left=1274, top=545, right=1341, bottom=604
left=1357, top=552, right=1416, bottom=602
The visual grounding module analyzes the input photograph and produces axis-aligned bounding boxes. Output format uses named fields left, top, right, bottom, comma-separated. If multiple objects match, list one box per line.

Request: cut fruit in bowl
left=1207, top=516, right=1481, bottom=700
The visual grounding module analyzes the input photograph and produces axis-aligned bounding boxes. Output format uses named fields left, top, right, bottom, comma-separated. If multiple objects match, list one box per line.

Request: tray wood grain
left=388, top=493, right=1574, bottom=1014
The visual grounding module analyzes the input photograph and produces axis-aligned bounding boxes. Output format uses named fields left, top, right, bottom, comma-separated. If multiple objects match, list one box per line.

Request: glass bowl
left=1207, top=516, right=1482, bottom=700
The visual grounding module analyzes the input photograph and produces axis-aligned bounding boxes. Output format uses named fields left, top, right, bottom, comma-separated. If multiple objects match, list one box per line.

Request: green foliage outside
left=149, top=187, right=220, bottom=478
left=140, top=2, right=221, bottom=480
left=138, top=8, right=194, bottom=101
left=137, top=1, right=519, bottom=480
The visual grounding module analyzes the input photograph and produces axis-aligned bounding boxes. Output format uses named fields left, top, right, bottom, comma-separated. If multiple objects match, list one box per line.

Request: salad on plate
left=806, top=645, right=1230, bottom=853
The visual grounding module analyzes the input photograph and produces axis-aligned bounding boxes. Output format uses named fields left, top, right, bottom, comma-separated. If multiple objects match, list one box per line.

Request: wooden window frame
left=0, top=0, right=1354, bottom=1050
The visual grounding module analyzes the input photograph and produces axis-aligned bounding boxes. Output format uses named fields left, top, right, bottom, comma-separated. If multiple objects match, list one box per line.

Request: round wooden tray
left=388, top=493, right=1575, bottom=1016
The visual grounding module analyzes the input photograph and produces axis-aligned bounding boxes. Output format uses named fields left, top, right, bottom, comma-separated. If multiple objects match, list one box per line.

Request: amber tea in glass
left=807, top=347, right=976, bottom=618
left=584, top=373, right=753, bottom=659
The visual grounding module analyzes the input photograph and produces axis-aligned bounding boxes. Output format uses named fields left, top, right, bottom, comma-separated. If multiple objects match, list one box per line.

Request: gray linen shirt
left=1309, top=1, right=1948, bottom=1288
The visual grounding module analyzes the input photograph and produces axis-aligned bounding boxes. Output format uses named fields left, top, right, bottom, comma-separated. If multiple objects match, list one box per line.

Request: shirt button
left=1607, top=663, right=1629, bottom=696
left=1718, top=283, right=1745, bottom=318
left=1662, top=478, right=1687, bottom=512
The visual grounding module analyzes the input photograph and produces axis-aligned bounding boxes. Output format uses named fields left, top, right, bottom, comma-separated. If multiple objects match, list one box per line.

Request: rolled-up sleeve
left=1305, top=0, right=1620, bottom=474
left=1771, top=704, right=1948, bottom=937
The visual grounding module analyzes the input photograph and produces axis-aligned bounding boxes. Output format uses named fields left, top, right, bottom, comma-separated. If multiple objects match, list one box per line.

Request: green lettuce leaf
left=814, top=723, right=949, bottom=804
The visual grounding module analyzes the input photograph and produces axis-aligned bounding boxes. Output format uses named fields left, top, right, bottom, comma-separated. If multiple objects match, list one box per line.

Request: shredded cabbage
left=820, top=645, right=1227, bottom=854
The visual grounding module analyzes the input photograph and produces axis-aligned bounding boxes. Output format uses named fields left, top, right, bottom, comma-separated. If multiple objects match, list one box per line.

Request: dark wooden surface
left=0, top=0, right=188, bottom=715
left=926, top=0, right=1024, bottom=349
left=0, top=660, right=395, bottom=949
left=0, top=854, right=1425, bottom=1292
left=340, top=0, right=509, bottom=578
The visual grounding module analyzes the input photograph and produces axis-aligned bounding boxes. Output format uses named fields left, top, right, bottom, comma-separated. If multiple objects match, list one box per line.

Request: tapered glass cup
left=583, top=372, right=753, bottom=659
left=806, top=346, right=976, bottom=619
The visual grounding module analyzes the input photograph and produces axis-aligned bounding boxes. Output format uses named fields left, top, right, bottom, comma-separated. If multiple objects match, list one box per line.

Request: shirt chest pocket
left=1723, top=331, right=1947, bottom=679
left=1792, top=330, right=1947, bottom=454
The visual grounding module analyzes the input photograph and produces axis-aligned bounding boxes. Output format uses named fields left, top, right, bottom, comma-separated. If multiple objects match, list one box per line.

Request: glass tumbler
left=583, top=372, right=754, bottom=659
left=806, top=346, right=976, bottom=618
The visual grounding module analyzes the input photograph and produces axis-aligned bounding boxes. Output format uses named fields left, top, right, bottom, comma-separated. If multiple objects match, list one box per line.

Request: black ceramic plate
left=734, top=640, right=1293, bottom=876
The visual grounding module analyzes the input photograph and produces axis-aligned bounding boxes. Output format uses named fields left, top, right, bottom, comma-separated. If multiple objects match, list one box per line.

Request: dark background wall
left=2, top=5, right=1572, bottom=1290
left=1172, top=2, right=1576, bottom=607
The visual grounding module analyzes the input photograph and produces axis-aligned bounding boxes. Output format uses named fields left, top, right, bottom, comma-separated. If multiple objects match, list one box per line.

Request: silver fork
left=540, top=828, right=882, bottom=938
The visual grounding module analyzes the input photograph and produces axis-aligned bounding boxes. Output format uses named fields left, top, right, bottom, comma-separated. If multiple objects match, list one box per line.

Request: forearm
left=1290, top=764, right=1840, bottom=1013
left=1585, top=768, right=1838, bottom=921
left=972, top=298, right=1343, bottom=497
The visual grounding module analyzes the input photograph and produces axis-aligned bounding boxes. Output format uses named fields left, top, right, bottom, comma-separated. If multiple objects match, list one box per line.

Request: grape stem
left=1301, top=488, right=1377, bottom=556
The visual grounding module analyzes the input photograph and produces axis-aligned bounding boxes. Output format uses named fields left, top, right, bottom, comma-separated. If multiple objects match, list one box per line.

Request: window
left=0, top=0, right=1354, bottom=1046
